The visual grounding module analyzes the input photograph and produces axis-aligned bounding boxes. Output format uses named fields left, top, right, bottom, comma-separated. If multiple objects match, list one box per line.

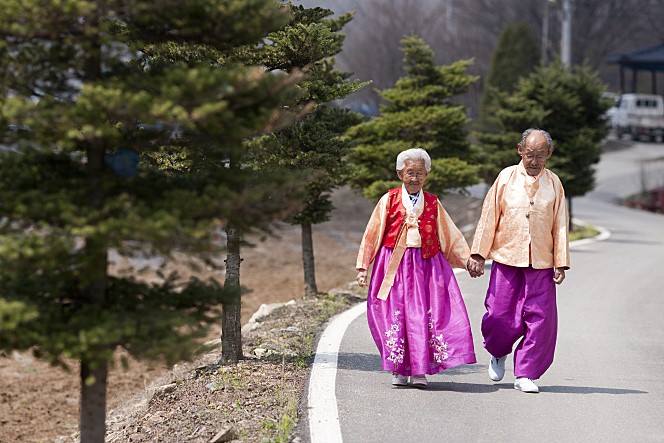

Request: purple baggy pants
left=481, top=262, right=557, bottom=380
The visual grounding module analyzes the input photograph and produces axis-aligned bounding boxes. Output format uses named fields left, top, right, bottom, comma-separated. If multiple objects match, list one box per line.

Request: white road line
left=308, top=301, right=367, bottom=443
left=308, top=220, right=609, bottom=442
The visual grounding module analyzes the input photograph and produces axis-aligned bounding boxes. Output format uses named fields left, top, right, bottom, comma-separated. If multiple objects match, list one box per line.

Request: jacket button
left=526, top=213, right=530, bottom=218
left=530, top=201, right=534, bottom=205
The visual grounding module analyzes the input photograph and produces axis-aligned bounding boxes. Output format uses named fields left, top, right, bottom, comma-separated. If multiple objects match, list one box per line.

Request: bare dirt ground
left=0, top=187, right=483, bottom=443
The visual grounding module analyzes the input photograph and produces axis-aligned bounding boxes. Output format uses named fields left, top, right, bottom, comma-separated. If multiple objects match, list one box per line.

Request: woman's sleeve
left=356, top=193, right=390, bottom=271
left=436, top=199, right=471, bottom=269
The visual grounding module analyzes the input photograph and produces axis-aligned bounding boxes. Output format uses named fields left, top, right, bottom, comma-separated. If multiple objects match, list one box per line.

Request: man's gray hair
left=396, top=148, right=432, bottom=172
left=521, top=128, right=553, bottom=151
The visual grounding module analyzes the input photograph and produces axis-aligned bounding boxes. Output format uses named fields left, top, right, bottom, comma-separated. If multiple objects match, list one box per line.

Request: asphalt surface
left=330, top=141, right=664, bottom=442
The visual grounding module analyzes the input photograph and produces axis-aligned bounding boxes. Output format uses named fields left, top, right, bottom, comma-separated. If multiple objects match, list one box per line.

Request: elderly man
left=467, top=128, right=569, bottom=393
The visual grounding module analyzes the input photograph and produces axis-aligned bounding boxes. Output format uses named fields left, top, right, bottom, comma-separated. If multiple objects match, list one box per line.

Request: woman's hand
left=553, top=267, right=566, bottom=285
left=356, top=270, right=368, bottom=287
left=467, top=254, right=485, bottom=278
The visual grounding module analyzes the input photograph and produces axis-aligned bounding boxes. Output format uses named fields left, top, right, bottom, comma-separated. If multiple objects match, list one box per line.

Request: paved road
left=324, top=142, right=664, bottom=442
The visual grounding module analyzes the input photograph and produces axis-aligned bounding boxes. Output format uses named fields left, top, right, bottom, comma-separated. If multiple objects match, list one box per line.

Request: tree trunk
left=568, top=197, right=574, bottom=232
left=80, top=140, right=109, bottom=442
left=78, top=19, right=110, bottom=441
left=221, top=223, right=243, bottom=363
left=301, top=222, right=318, bottom=297
left=80, top=362, right=108, bottom=443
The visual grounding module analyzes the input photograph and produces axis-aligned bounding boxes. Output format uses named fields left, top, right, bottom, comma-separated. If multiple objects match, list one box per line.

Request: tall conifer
left=475, top=62, right=610, bottom=225
left=347, top=35, right=479, bottom=201
left=0, top=1, right=301, bottom=440
left=479, top=22, right=540, bottom=131
left=239, top=5, right=367, bottom=299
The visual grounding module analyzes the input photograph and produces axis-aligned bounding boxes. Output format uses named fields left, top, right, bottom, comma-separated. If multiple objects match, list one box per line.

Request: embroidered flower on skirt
left=428, top=309, right=449, bottom=363
left=385, top=310, right=405, bottom=364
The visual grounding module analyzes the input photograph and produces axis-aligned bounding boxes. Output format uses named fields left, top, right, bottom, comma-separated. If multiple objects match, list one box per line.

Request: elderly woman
left=356, top=148, right=476, bottom=388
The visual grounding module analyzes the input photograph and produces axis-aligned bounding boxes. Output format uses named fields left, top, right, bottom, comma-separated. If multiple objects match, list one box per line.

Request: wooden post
left=632, top=68, right=638, bottom=93
left=619, top=65, right=625, bottom=92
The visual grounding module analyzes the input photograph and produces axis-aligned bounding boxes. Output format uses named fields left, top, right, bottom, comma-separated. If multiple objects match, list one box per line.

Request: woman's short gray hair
left=396, top=148, right=432, bottom=172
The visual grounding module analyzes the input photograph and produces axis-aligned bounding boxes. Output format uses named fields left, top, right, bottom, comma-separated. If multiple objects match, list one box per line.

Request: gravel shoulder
left=104, top=285, right=368, bottom=443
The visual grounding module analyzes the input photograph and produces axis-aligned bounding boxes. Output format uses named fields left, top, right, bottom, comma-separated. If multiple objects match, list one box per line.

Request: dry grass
left=102, top=286, right=366, bottom=443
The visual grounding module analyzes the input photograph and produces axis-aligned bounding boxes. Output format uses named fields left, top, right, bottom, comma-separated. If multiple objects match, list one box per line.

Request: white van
left=611, top=93, right=664, bottom=141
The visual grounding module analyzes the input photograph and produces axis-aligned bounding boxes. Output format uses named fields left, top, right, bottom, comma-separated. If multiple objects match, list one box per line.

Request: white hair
left=396, top=148, right=431, bottom=172
left=521, top=128, right=553, bottom=151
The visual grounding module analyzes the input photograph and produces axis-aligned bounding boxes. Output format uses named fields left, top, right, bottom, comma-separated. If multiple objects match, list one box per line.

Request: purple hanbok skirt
left=367, top=246, right=476, bottom=376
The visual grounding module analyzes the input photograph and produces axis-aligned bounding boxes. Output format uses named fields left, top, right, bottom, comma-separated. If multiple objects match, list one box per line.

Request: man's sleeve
left=552, top=178, right=570, bottom=269
left=471, top=177, right=502, bottom=259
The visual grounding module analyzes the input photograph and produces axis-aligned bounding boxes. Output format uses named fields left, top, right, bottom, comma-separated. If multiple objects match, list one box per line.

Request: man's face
left=397, top=159, right=428, bottom=194
left=518, top=133, right=552, bottom=176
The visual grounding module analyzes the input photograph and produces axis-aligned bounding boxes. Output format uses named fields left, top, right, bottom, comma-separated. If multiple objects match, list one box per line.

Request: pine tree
left=135, top=3, right=362, bottom=364
left=479, top=22, right=540, bottom=131
left=243, top=5, right=367, bottom=298
left=473, top=94, right=549, bottom=184
left=346, top=35, right=480, bottom=202
left=246, top=106, right=363, bottom=296
left=0, top=1, right=301, bottom=441
left=475, top=61, right=610, bottom=225
left=125, top=3, right=318, bottom=366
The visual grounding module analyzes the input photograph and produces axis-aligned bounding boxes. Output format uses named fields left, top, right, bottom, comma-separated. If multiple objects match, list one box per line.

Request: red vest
left=381, top=188, right=440, bottom=259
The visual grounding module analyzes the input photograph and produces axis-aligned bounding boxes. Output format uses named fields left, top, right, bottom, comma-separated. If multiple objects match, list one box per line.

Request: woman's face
left=397, top=159, right=428, bottom=194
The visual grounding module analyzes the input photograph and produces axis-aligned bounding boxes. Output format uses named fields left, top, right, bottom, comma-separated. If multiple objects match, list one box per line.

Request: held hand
left=467, top=254, right=485, bottom=278
left=466, top=258, right=476, bottom=277
left=553, top=267, right=566, bottom=285
left=356, top=270, right=368, bottom=287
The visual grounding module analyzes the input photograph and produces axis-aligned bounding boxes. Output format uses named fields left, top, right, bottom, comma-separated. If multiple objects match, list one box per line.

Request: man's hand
left=356, top=270, right=368, bottom=287
left=553, top=267, right=566, bottom=285
left=467, top=254, right=485, bottom=278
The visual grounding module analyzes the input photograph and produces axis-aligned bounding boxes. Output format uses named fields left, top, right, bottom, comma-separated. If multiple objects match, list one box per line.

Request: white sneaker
left=410, top=375, right=428, bottom=388
left=514, top=377, right=539, bottom=393
left=488, top=355, right=506, bottom=381
left=391, top=373, right=408, bottom=387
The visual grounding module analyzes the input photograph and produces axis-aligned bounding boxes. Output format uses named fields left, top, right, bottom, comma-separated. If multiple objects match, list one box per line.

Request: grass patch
left=570, top=223, right=599, bottom=241
left=262, top=394, right=298, bottom=443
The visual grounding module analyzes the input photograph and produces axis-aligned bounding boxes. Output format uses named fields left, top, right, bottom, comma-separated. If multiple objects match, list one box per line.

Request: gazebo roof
left=606, top=41, right=664, bottom=72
